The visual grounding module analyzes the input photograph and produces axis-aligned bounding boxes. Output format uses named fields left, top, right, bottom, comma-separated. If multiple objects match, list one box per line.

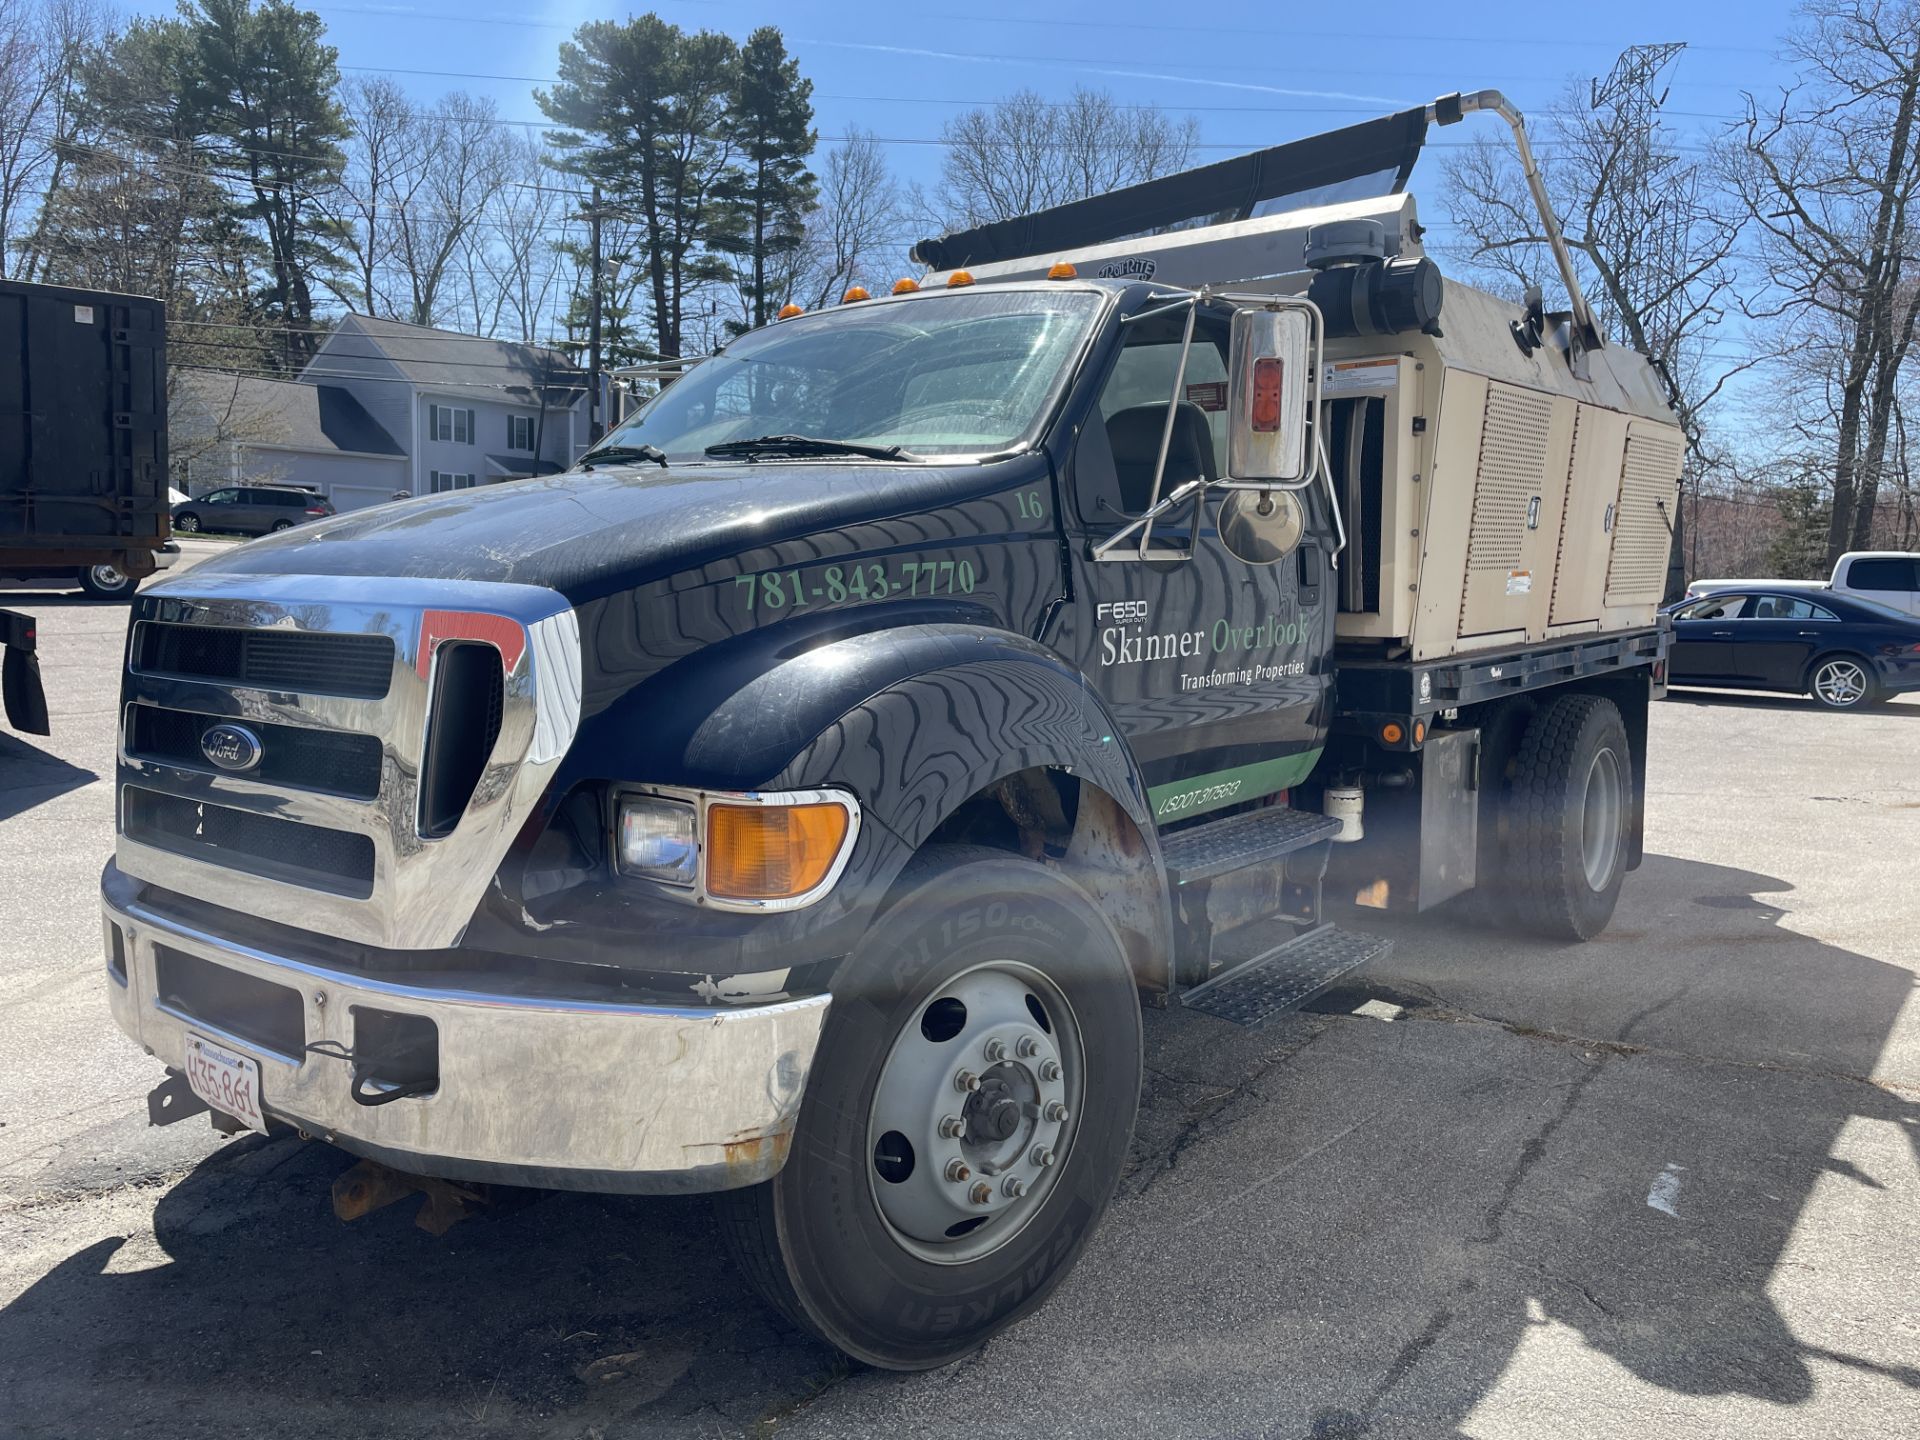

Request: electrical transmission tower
left=1587, top=43, right=1689, bottom=357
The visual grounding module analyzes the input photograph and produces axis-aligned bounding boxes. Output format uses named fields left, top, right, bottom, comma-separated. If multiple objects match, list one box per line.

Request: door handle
left=1797, top=630, right=1820, bottom=636
left=1709, top=629, right=1733, bottom=637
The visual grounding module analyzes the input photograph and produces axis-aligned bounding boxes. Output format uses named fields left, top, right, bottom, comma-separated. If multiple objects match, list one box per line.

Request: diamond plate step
left=1159, top=806, right=1342, bottom=887
left=1180, top=923, right=1393, bottom=1026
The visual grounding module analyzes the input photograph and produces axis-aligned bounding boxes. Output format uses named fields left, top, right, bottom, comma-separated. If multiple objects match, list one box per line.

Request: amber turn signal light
left=1379, top=721, right=1405, bottom=745
left=706, top=802, right=851, bottom=902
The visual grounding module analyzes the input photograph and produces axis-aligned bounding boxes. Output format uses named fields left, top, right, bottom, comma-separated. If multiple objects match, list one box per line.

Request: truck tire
left=717, top=845, right=1142, bottom=1370
left=76, top=564, right=139, bottom=601
left=1509, top=694, right=1630, bottom=941
left=1806, top=653, right=1880, bottom=710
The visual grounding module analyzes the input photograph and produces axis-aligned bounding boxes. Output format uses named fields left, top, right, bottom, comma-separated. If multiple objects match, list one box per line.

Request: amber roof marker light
left=841, top=286, right=870, bottom=303
left=892, top=277, right=921, bottom=294
left=1047, top=261, right=1077, bottom=279
left=946, top=270, right=975, bottom=288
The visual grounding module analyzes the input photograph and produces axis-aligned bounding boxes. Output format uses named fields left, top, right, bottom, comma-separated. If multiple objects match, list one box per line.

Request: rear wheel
left=1808, top=654, right=1878, bottom=710
left=718, top=845, right=1142, bottom=1370
left=76, top=564, right=138, bottom=601
left=270, top=519, right=294, bottom=532
left=1508, top=694, right=1631, bottom=941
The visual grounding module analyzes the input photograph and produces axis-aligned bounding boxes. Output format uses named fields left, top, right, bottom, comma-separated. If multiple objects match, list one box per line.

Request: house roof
left=316, top=314, right=589, bottom=407
left=177, top=372, right=404, bottom=457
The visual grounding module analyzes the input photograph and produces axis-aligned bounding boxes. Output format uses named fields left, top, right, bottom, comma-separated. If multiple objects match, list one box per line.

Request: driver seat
left=1105, top=403, right=1219, bottom=513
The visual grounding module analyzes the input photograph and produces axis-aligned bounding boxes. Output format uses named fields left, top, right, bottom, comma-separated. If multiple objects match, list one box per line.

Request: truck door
left=1051, top=301, right=1333, bottom=827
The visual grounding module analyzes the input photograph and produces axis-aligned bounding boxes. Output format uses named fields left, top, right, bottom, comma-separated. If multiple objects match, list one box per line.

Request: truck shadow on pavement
left=0, top=729, right=97, bottom=821
left=3, top=855, right=1917, bottom=1438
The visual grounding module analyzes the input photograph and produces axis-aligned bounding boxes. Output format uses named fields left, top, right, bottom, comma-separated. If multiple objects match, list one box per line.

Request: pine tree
left=711, top=27, right=817, bottom=332
left=189, top=0, right=350, bottom=368
left=1766, top=482, right=1834, bottom=580
left=538, top=15, right=739, bottom=361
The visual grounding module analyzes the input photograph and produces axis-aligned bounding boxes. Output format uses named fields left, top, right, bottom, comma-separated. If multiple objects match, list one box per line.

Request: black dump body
left=1, top=278, right=168, bottom=576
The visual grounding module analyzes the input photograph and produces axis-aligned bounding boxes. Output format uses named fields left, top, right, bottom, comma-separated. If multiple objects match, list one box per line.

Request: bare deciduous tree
left=1441, top=45, right=1745, bottom=456
left=797, top=128, right=899, bottom=311
left=1725, top=0, right=1920, bottom=562
left=925, top=88, right=1198, bottom=230
left=0, top=0, right=99, bottom=279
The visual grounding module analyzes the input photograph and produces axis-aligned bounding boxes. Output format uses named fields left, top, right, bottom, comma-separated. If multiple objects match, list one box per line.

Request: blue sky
left=127, top=0, right=1809, bottom=241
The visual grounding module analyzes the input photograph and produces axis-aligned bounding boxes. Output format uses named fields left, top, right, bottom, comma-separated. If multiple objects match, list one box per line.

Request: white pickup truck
left=1686, top=551, right=1920, bottom=617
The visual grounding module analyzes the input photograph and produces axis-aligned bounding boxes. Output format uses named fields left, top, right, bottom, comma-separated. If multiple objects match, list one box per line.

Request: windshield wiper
left=581, top=443, right=668, bottom=470
left=704, top=434, right=919, bottom=462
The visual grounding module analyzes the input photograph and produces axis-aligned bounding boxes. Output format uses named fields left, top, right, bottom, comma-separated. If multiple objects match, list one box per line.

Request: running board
left=1160, top=806, right=1343, bottom=887
left=1180, top=923, right=1392, bottom=1026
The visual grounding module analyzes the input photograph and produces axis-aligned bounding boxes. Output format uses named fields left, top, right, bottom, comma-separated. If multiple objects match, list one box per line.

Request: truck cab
left=98, top=90, right=1679, bottom=1370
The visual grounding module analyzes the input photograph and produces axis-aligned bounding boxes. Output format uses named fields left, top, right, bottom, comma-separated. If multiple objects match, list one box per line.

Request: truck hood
left=176, top=457, right=1045, bottom=605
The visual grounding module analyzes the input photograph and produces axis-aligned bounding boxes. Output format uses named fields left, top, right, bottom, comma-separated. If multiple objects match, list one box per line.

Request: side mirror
left=1227, top=308, right=1312, bottom=483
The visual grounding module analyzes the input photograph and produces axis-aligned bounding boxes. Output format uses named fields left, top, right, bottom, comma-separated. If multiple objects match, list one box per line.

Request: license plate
left=183, top=1033, right=268, bottom=1134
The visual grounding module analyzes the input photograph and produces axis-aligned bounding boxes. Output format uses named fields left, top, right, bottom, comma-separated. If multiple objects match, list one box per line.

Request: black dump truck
left=2, top=278, right=172, bottom=732
left=100, top=93, right=1677, bottom=1367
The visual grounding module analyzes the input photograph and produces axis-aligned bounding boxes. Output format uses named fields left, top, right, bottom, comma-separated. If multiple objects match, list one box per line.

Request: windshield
left=592, top=288, right=1105, bottom=464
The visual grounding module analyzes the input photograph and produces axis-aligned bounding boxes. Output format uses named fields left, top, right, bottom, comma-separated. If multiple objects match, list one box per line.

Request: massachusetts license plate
left=183, top=1033, right=268, bottom=1134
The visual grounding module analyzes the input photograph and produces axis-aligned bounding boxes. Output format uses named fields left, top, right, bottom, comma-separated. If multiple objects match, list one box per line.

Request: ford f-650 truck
left=100, top=92, right=1678, bottom=1369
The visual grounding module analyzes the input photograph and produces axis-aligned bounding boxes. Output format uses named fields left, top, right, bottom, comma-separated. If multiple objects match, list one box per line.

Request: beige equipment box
left=1322, top=283, right=1683, bottom=661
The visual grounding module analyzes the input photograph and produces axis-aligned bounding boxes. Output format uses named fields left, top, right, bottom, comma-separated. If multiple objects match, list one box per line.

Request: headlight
left=617, top=797, right=697, bottom=885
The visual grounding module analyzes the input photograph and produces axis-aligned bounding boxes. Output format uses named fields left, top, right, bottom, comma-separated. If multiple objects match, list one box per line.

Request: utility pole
left=588, top=184, right=604, bottom=444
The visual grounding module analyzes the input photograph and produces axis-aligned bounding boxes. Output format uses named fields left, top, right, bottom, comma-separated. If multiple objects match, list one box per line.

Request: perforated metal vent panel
left=1465, top=385, right=1553, bottom=574
left=1605, top=425, right=1683, bottom=605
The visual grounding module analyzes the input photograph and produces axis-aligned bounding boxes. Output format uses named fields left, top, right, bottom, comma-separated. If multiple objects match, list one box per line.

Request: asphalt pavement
left=1, top=545, right=1916, bottom=1438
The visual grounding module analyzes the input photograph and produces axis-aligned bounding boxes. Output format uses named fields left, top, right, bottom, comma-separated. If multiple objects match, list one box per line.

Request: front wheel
left=718, top=846, right=1143, bottom=1370
left=174, top=513, right=201, bottom=533
left=1509, top=694, right=1631, bottom=941
left=76, top=564, right=138, bottom=601
left=1808, top=654, right=1878, bottom=710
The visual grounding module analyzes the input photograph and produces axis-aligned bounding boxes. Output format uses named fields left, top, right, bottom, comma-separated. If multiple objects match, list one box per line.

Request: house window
left=430, top=404, right=474, bottom=444
left=429, top=471, right=475, bottom=493
left=508, top=415, right=535, bottom=452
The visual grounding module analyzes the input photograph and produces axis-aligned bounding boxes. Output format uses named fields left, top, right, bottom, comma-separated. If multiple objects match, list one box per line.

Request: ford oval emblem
left=200, top=722, right=263, bottom=772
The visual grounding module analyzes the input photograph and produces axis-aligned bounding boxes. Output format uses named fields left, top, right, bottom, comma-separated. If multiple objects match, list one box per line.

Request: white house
left=174, top=315, right=597, bottom=512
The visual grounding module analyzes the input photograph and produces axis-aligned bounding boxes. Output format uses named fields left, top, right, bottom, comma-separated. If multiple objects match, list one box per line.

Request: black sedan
left=1666, top=588, right=1920, bottom=709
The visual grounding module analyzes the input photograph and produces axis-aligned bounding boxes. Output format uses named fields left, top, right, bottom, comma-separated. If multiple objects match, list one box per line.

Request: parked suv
left=171, top=485, right=333, bottom=536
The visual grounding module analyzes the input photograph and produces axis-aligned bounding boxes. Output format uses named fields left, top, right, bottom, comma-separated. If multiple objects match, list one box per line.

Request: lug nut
left=954, top=1069, right=981, bottom=1093
left=969, top=1182, right=993, bottom=1205
left=1030, top=1146, right=1056, bottom=1168
left=945, top=1159, right=972, bottom=1183
left=1002, top=1176, right=1027, bottom=1199
left=983, top=1037, right=1008, bottom=1061
left=938, top=1114, right=965, bottom=1138
left=1039, top=1059, right=1062, bottom=1082
left=1045, top=1101, right=1070, bottom=1123
left=1016, top=1035, right=1041, bottom=1058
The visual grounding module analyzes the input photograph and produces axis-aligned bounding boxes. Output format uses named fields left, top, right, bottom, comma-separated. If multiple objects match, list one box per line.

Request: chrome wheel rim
left=1581, top=747, right=1623, bottom=892
left=866, top=961, right=1082, bottom=1265
left=88, top=564, right=126, bottom=590
left=1814, top=660, right=1867, bottom=707
left=177, top=515, right=199, bottom=532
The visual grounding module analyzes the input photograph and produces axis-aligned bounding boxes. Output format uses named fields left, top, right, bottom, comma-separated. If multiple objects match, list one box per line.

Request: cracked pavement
left=2, top=561, right=1918, bottom=1438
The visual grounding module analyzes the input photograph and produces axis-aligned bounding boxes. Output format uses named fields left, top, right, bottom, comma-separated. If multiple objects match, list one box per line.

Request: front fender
left=759, top=623, right=1154, bottom=843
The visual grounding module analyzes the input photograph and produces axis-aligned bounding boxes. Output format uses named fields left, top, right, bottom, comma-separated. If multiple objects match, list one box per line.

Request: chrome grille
left=134, top=621, right=395, bottom=698
left=126, top=703, right=384, bottom=799
left=125, top=786, right=377, bottom=896
left=116, top=573, right=582, bottom=950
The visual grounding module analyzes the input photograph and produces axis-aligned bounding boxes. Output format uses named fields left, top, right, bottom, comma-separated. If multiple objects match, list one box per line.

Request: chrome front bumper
left=102, top=865, right=830, bottom=1194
